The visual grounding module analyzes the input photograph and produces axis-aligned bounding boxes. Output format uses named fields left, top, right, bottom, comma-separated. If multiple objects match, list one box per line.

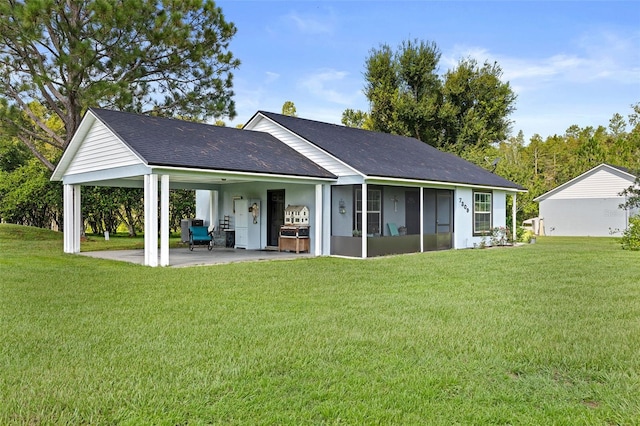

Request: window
left=473, top=192, right=492, bottom=235
left=355, top=187, right=382, bottom=236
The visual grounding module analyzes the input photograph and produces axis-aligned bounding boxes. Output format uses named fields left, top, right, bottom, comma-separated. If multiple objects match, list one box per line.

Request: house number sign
left=458, top=198, right=469, bottom=213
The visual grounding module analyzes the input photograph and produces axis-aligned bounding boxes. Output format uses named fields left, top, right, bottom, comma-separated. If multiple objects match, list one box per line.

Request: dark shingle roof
left=606, top=163, right=636, bottom=176
left=258, top=111, right=524, bottom=190
left=90, top=108, right=335, bottom=179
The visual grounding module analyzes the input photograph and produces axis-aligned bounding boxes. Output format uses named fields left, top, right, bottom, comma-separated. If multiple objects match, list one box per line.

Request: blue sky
left=216, top=1, right=640, bottom=141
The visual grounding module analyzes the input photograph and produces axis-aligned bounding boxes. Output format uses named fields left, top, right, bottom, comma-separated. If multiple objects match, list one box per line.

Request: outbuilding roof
left=89, top=108, right=336, bottom=179
left=256, top=111, right=524, bottom=190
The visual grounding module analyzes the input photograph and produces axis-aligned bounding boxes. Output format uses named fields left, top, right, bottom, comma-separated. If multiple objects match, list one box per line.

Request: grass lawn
left=1, top=223, right=639, bottom=424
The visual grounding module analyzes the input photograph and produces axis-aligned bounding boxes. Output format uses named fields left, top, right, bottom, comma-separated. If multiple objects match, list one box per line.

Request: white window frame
left=473, top=191, right=492, bottom=235
left=355, top=187, right=382, bottom=236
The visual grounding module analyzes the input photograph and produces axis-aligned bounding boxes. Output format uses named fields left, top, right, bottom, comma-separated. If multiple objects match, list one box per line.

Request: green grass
left=1, top=223, right=639, bottom=424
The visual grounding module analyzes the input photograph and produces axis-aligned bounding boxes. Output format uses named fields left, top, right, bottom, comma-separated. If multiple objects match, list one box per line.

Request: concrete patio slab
left=79, top=247, right=313, bottom=267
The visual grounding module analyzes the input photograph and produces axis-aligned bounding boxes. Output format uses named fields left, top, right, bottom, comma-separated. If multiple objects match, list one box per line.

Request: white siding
left=540, top=198, right=628, bottom=236
left=249, top=117, right=359, bottom=177
left=454, top=188, right=508, bottom=249
left=66, top=120, right=143, bottom=175
left=545, top=168, right=633, bottom=200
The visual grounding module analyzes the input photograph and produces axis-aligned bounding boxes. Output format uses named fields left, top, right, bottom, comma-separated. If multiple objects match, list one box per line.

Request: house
left=51, top=108, right=525, bottom=266
left=534, top=164, right=638, bottom=236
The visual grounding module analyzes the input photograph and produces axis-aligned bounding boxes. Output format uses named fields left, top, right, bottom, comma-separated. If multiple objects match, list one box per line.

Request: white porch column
left=420, top=187, right=424, bottom=252
left=512, top=193, right=517, bottom=244
left=323, top=184, right=332, bottom=255
left=144, top=174, right=158, bottom=267
left=63, top=184, right=81, bottom=253
left=160, top=174, right=170, bottom=267
left=361, top=182, right=367, bottom=258
left=315, top=184, right=323, bottom=256
left=209, top=190, right=218, bottom=232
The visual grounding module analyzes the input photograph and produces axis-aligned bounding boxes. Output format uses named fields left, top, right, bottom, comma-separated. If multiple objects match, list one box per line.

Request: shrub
left=516, top=226, right=534, bottom=243
left=489, top=226, right=512, bottom=246
left=620, top=215, right=640, bottom=251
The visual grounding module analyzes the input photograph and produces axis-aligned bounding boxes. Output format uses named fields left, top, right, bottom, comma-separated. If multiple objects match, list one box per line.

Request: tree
left=341, top=109, right=371, bottom=129
left=361, top=39, right=516, bottom=151
left=619, top=170, right=640, bottom=213
left=0, top=134, right=30, bottom=173
left=282, top=101, right=297, bottom=117
left=0, top=159, right=62, bottom=227
left=364, top=39, right=442, bottom=143
left=0, top=0, right=240, bottom=171
left=439, top=59, right=516, bottom=151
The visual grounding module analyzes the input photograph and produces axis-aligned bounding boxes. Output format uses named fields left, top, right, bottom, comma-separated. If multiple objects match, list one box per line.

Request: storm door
left=267, top=189, right=285, bottom=247
left=436, top=190, right=453, bottom=249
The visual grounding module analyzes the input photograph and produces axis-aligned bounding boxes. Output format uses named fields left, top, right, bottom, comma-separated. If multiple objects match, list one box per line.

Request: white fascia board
left=533, top=163, right=634, bottom=202
left=51, top=112, right=97, bottom=181
left=51, top=109, right=148, bottom=181
left=62, top=164, right=152, bottom=185
left=246, top=113, right=365, bottom=179
left=149, top=165, right=337, bottom=184
left=365, top=176, right=527, bottom=193
left=336, top=175, right=365, bottom=185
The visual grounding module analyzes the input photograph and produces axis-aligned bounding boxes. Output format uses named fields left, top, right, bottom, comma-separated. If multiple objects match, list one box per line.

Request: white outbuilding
left=534, top=164, right=638, bottom=236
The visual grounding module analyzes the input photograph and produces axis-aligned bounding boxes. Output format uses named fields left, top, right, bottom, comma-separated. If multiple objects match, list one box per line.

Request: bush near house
left=620, top=215, right=640, bottom=251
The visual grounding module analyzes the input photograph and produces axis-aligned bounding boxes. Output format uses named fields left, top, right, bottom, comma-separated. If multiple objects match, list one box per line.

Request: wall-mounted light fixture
left=339, top=199, right=346, bottom=214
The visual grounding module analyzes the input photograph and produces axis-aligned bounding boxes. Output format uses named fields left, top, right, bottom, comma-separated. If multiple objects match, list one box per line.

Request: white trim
left=160, top=174, right=170, bottom=267
left=52, top=114, right=96, bottom=181
left=61, top=164, right=152, bottom=185
left=52, top=110, right=147, bottom=181
left=144, top=174, right=158, bottom=267
left=149, top=166, right=336, bottom=184
left=365, top=176, right=526, bottom=193
left=63, top=184, right=81, bottom=254
left=512, top=193, right=517, bottom=243
left=361, top=183, right=367, bottom=258
left=245, top=113, right=365, bottom=179
left=315, top=184, right=323, bottom=256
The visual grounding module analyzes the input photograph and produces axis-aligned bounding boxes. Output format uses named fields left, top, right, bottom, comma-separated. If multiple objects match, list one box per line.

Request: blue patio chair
left=188, top=226, right=213, bottom=251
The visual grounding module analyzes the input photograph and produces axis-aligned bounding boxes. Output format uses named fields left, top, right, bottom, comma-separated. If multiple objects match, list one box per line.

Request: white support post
left=512, top=192, right=517, bottom=244
left=361, top=182, right=367, bottom=258
left=144, top=175, right=149, bottom=265
left=315, top=184, right=323, bottom=256
left=73, top=185, right=81, bottom=253
left=144, top=174, right=158, bottom=267
left=63, top=184, right=72, bottom=253
left=63, top=184, right=81, bottom=253
left=323, top=184, right=331, bottom=255
left=160, top=174, right=170, bottom=267
left=209, top=190, right=218, bottom=232
left=420, top=187, right=424, bottom=252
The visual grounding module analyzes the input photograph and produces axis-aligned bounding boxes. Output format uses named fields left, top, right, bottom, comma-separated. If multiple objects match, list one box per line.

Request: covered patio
left=51, top=109, right=336, bottom=267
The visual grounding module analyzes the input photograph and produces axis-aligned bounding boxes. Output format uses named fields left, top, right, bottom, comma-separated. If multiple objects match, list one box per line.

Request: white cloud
left=298, top=69, right=360, bottom=105
left=445, top=27, right=639, bottom=92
